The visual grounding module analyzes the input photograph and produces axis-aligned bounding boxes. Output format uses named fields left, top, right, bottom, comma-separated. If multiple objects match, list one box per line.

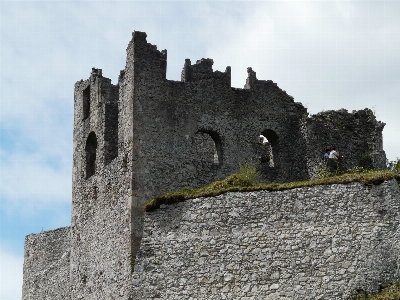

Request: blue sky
left=1, top=1, right=399, bottom=299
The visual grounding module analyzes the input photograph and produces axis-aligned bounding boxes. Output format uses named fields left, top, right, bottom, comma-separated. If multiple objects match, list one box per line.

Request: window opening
left=259, top=129, right=279, bottom=167
left=85, top=132, right=97, bottom=178
left=83, top=86, right=90, bottom=120
left=194, top=129, right=222, bottom=165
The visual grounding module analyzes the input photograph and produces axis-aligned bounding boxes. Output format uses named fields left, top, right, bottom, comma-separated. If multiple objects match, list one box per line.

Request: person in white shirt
left=329, top=147, right=340, bottom=160
left=328, top=146, right=341, bottom=173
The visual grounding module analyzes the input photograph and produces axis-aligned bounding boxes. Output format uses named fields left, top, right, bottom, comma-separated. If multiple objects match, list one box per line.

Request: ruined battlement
left=181, top=58, right=232, bottom=86
left=72, top=29, right=386, bottom=186
left=22, top=31, right=393, bottom=300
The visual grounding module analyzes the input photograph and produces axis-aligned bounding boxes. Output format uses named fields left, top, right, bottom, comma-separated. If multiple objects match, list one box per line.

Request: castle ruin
left=22, top=31, right=397, bottom=299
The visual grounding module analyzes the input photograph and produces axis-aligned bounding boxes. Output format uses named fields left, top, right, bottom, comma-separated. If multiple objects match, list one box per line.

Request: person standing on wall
left=329, top=147, right=341, bottom=160
left=328, top=146, right=341, bottom=173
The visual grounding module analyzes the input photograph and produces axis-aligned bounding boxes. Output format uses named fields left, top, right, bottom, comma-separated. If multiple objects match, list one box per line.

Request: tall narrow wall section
left=22, top=227, right=71, bottom=300
left=131, top=179, right=400, bottom=299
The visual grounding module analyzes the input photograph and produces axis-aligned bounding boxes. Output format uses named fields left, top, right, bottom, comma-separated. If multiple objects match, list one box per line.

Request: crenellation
left=90, top=67, right=102, bottom=78
left=22, top=31, right=396, bottom=300
left=180, top=58, right=231, bottom=85
left=190, top=58, right=214, bottom=81
left=244, top=67, right=257, bottom=89
left=181, top=58, right=192, bottom=82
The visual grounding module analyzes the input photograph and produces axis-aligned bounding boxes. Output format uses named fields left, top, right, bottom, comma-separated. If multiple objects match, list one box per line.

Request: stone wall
left=123, top=31, right=386, bottom=264
left=22, top=227, right=70, bottom=300
left=131, top=179, right=400, bottom=299
left=70, top=157, right=133, bottom=299
left=71, top=68, right=132, bottom=299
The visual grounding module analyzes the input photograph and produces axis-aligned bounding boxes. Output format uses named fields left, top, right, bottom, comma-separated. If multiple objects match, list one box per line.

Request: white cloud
left=0, top=247, right=23, bottom=300
left=0, top=150, right=71, bottom=208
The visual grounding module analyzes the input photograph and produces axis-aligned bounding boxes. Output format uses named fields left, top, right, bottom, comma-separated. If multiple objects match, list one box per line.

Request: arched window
left=194, top=129, right=222, bottom=165
left=82, top=86, right=90, bottom=120
left=85, top=132, right=97, bottom=178
left=259, top=129, right=279, bottom=167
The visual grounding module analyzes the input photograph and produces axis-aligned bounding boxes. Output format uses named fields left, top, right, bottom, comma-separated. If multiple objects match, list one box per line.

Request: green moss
left=358, top=153, right=374, bottom=170
left=354, top=284, right=400, bottom=300
left=394, top=159, right=400, bottom=173
left=368, top=107, right=377, bottom=119
left=130, top=255, right=135, bottom=273
left=143, top=166, right=398, bottom=212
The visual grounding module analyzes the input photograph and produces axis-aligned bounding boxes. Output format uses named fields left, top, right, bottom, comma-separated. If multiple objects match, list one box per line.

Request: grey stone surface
left=70, top=157, right=132, bottom=299
left=22, top=31, right=394, bottom=299
left=22, top=227, right=70, bottom=300
left=131, top=180, right=400, bottom=299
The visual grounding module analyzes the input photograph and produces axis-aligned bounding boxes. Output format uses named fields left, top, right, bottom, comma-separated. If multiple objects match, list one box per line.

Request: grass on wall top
left=355, top=284, right=400, bottom=300
left=144, top=162, right=399, bottom=212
